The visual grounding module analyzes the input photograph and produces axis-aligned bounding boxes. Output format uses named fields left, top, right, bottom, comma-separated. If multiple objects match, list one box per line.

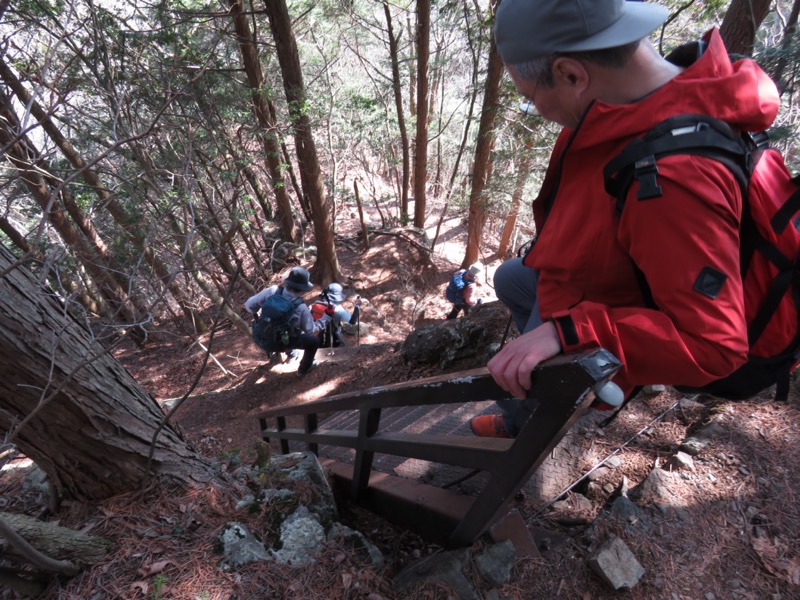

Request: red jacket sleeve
left=554, top=155, right=749, bottom=391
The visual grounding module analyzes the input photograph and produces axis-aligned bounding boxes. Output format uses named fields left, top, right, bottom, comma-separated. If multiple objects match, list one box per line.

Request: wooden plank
left=324, top=459, right=474, bottom=547
left=352, top=408, right=381, bottom=496
left=260, top=428, right=511, bottom=470
left=259, top=367, right=513, bottom=417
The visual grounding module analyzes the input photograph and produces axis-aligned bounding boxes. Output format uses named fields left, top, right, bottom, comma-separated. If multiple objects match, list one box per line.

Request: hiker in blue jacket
left=245, top=267, right=332, bottom=376
left=445, top=262, right=483, bottom=320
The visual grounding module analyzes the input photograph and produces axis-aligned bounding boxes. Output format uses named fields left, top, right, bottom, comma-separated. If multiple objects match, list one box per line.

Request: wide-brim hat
left=495, top=0, right=669, bottom=64
left=325, top=283, right=346, bottom=303
left=283, top=267, right=313, bottom=291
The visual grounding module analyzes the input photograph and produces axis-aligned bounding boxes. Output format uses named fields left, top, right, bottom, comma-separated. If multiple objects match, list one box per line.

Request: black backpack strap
left=605, top=114, right=758, bottom=293
left=746, top=237, right=798, bottom=346
left=665, top=40, right=707, bottom=68
left=602, top=115, right=765, bottom=404
left=290, top=296, right=303, bottom=315
left=604, top=115, right=751, bottom=209
left=775, top=370, right=791, bottom=403
left=605, top=115, right=800, bottom=404
left=771, top=182, right=800, bottom=234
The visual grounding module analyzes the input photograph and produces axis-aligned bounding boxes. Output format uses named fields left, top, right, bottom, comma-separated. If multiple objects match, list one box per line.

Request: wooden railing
left=258, top=348, right=621, bottom=547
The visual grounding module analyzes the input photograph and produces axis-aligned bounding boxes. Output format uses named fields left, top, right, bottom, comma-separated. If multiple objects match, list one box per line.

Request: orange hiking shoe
left=470, top=414, right=510, bottom=438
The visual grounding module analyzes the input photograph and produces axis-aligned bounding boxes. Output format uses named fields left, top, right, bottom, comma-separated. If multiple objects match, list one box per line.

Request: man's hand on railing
left=487, top=321, right=563, bottom=398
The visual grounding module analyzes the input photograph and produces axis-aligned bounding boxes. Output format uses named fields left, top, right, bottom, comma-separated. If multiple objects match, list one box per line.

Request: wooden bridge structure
left=257, top=348, right=621, bottom=548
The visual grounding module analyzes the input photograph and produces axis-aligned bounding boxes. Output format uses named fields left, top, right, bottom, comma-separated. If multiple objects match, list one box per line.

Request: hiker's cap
left=468, top=262, right=483, bottom=276
left=283, top=267, right=313, bottom=291
left=495, top=0, right=669, bottom=64
left=325, top=282, right=346, bottom=303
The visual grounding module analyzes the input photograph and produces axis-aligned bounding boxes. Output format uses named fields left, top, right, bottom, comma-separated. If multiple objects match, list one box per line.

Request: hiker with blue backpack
left=471, top=0, right=800, bottom=439
left=245, top=267, right=333, bottom=376
left=445, top=263, right=484, bottom=320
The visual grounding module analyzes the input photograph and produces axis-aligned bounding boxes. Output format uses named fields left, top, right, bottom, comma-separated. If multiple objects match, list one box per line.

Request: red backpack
left=604, top=114, right=800, bottom=401
left=310, top=300, right=339, bottom=347
left=310, top=301, right=328, bottom=322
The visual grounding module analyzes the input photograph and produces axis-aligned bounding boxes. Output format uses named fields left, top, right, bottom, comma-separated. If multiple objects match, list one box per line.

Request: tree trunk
left=0, top=511, right=112, bottom=565
left=0, top=215, right=100, bottom=316
left=354, top=179, right=370, bottom=250
left=719, top=0, right=772, bottom=56
left=384, top=0, right=410, bottom=222
left=463, top=33, right=504, bottom=266
left=769, top=0, right=800, bottom=91
left=264, top=0, right=340, bottom=285
left=0, top=244, right=213, bottom=502
left=229, top=0, right=297, bottom=243
left=430, top=2, right=483, bottom=254
left=413, top=0, right=431, bottom=229
left=496, top=148, right=532, bottom=258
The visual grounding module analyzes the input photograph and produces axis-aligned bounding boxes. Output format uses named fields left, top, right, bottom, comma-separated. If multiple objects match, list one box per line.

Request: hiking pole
left=499, top=314, right=513, bottom=349
left=328, top=301, right=335, bottom=356
left=356, top=296, right=361, bottom=348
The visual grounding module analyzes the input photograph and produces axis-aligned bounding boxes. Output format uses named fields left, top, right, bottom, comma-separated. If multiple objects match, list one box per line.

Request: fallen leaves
left=751, top=535, right=800, bottom=585
left=136, top=559, right=176, bottom=577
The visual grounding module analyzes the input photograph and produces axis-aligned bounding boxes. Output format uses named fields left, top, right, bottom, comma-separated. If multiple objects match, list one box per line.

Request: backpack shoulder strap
left=604, top=115, right=800, bottom=404
left=278, top=286, right=303, bottom=308
left=603, top=114, right=765, bottom=309
left=604, top=114, right=754, bottom=215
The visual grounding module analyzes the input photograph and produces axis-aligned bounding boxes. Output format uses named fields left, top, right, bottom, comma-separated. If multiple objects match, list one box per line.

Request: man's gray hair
left=511, top=40, right=641, bottom=88
left=513, top=56, right=558, bottom=87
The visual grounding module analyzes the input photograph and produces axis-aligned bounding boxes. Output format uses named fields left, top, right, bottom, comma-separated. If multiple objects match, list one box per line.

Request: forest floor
left=4, top=216, right=800, bottom=599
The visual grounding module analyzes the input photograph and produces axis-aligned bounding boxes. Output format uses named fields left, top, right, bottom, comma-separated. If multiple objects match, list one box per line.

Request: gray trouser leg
left=493, top=258, right=542, bottom=437
left=494, top=257, right=541, bottom=334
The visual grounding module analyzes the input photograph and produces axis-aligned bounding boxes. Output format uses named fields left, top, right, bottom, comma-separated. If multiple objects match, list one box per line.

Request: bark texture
left=463, top=33, right=504, bottom=267
left=384, top=0, right=410, bottom=220
left=413, top=0, right=430, bottom=229
left=0, top=511, right=112, bottom=565
left=719, top=0, right=772, bottom=56
left=230, top=0, right=297, bottom=243
left=0, top=245, right=213, bottom=501
left=264, top=0, right=340, bottom=285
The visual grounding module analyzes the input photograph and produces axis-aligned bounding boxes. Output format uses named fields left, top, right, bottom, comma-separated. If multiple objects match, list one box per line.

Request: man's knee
left=494, top=259, right=537, bottom=301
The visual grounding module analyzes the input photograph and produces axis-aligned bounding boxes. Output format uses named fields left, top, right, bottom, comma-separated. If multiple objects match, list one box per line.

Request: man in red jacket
left=470, top=0, right=780, bottom=438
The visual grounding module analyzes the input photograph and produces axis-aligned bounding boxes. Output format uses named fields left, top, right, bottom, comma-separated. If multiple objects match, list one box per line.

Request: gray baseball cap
left=495, top=0, right=669, bottom=64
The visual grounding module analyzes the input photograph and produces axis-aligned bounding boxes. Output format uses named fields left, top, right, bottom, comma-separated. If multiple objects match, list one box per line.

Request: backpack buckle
left=746, top=131, right=770, bottom=150
left=633, top=155, right=663, bottom=200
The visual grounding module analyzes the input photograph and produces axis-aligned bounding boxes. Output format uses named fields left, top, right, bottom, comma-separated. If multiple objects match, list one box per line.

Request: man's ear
left=552, top=57, right=590, bottom=93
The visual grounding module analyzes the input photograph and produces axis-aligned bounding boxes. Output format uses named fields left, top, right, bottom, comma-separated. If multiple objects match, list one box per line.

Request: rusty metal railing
left=258, top=348, right=621, bottom=547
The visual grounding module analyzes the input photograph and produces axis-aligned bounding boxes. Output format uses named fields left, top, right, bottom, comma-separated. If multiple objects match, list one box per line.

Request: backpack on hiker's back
left=252, top=287, right=303, bottom=352
left=310, top=298, right=342, bottom=348
left=445, top=270, right=468, bottom=303
left=604, top=113, right=800, bottom=401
